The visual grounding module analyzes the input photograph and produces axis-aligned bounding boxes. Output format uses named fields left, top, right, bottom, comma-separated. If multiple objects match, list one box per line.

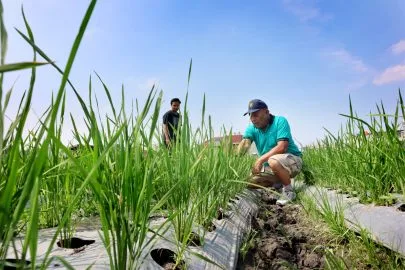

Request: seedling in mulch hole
left=239, top=230, right=258, bottom=261
left=203, top=222, right=216, bottom=232
left=150, top=248, right=185, bottom=270
left=217, top=208, right=229, bottom=220
left=187, top=232, right=202, bottom=247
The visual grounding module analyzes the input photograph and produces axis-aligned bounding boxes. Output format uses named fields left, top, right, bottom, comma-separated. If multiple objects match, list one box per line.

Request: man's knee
left=268, top=158, right=282, bottom=170
left=269, top=154, right=302, bottom=178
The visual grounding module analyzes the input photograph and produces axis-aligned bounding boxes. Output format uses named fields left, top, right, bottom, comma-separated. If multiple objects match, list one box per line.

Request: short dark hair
left=171, top=98, right=181, bottom=105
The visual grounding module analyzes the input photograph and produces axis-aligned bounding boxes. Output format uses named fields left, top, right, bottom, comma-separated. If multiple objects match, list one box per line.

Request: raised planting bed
left=304, top=185, right=405, bottom=257
left=5, top=189, right=260, bottom=269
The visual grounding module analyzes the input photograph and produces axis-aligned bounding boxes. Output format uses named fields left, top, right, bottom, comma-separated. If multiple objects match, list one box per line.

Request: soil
left=162, top=262, right=177, bottom=270
left=236, top=190, right=329, bottom=270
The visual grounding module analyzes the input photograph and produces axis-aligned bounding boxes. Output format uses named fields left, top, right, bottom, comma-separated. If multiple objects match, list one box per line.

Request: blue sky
left=3, top=0, right=405, bottom=146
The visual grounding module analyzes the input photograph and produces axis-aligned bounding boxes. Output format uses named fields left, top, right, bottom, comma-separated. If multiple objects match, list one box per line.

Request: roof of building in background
left=213, top=134, right=243, bottom=144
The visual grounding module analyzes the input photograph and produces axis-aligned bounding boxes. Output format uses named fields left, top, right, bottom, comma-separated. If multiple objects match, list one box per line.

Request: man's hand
left=251, top=140, right=289, bottom=172
left=252, top=159, right=264, bottom=175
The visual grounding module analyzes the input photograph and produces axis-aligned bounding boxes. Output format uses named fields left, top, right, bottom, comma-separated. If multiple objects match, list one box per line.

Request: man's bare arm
left=237, top=139, right=252, bottom=155
left=163, top=124, right=170, bottom=141
left=258, top=140, right=288, bottom=164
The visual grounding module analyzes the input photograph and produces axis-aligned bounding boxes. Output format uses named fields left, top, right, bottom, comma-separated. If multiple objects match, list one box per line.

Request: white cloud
left=326, top=49, right=369, bottom=73
left=138, top=77, right=159, bottom=91
left=373, top=65, right=405, bottom=85
left=321, top=48, right=375, bottom=91
left=282, top=0, right=332, bottom=22
left=390, top=40, right=405, bottom=55
left=123, top=76, right=160, bottom=95
left=346, top=79, right=369, bottom=91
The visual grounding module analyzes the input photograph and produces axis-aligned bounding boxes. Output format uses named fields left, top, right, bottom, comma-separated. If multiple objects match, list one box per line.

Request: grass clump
left=300, top=91, right=405, bottom=203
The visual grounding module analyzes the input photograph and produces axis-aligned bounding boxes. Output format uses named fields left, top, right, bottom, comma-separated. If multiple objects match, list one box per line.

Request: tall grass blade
left=0, top=61, right=47, bottom=72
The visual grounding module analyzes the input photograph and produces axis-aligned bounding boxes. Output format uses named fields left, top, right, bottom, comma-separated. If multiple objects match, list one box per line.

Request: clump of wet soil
left=237, top=190, right=328, bottom=269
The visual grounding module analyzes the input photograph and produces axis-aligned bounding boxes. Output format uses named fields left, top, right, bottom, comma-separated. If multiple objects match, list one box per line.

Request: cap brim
left=243, top=108, right=260, bottom=116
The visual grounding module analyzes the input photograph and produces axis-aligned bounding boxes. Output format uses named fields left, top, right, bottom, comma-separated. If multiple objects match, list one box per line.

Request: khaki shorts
left=249, top=154, right=303, bottom=188
left=269, top=153, right=303, bottom=178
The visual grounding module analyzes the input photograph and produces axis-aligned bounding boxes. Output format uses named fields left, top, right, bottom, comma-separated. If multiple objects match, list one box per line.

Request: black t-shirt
left=163, top=110, right=180, bottom=140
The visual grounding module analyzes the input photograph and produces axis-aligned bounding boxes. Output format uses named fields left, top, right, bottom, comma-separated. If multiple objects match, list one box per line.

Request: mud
left=237, top=190, right=327, bottom=270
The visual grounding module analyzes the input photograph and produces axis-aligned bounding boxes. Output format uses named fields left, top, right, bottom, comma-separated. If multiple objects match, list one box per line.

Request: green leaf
left=0, top=61, right=47, bottom=72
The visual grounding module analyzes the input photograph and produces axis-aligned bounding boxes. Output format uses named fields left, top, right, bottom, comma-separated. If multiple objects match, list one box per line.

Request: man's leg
left=268, top=154, right=302, bottom=205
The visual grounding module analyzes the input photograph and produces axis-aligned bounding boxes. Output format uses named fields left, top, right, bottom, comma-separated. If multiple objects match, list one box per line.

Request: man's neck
left=261, top=114, right=274, bottom=131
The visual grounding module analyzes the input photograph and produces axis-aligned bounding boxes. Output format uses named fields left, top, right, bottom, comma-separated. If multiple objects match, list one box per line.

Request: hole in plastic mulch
left=56, top=237, right=95, bottom=249
left=206, top=222, right=216, bottom=232
left=398, top=204, right=405, bottom=212
left=150, top=248, right=185, bottom=270
left=228, top=196, right=240, bottom=204
left=1, top=259, right=31, bottom=270
left=217, top=208, right=229, bottom=220
left=187, top=232, right=202, bottom=247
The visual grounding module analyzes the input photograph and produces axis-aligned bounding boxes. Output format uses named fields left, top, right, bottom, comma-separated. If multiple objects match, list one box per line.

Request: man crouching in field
left=237, top=99, right=303, bottom=205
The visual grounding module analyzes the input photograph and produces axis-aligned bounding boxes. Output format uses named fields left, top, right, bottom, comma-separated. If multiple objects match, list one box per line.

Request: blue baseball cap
left=243, top=99, right=268, bottom=116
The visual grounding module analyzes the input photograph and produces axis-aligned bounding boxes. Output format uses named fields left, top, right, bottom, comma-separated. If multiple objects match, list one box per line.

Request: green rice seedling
left=159, top=105, right=201, bottom=266
left=239, top=229, right=258, bottom=262
left=301, top=190, right=349, bottom=239
left=0, top=6, right=56, bottom=268
left=0, top=1, right=102, bottom=268
left=36, top=94, right=84, bottom=247
left=68, top=79, right=175, bottom=269
left=323, top=248, right=348, bottom=270
left=28, top=1, right=98, bottom=267
left=192, top=128, right=251, bottom=230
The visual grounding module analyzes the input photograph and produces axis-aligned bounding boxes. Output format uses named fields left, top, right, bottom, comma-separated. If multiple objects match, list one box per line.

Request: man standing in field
left=162, top=98, right=181, bottom=148
left=237, top=99, right=302, bottom=205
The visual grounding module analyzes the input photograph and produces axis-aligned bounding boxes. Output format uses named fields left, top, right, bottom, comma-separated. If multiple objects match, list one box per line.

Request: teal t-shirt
left=243, top=115, right=302, bottom=157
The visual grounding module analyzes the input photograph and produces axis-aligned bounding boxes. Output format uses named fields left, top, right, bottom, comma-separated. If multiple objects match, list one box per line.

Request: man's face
left=171, top=101, right=180, bottom=112
left=250, top=109, right=269, bottom=129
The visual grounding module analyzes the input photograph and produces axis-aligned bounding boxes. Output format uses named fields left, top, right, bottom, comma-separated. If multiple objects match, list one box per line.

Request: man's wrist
left=258, top=156, right=268, bottom=164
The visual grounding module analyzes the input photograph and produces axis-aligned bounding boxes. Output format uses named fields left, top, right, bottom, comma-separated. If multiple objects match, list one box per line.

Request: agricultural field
left=1, top=1, right=405, bottom=269
left=0, top=2, right=254, bottom=268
